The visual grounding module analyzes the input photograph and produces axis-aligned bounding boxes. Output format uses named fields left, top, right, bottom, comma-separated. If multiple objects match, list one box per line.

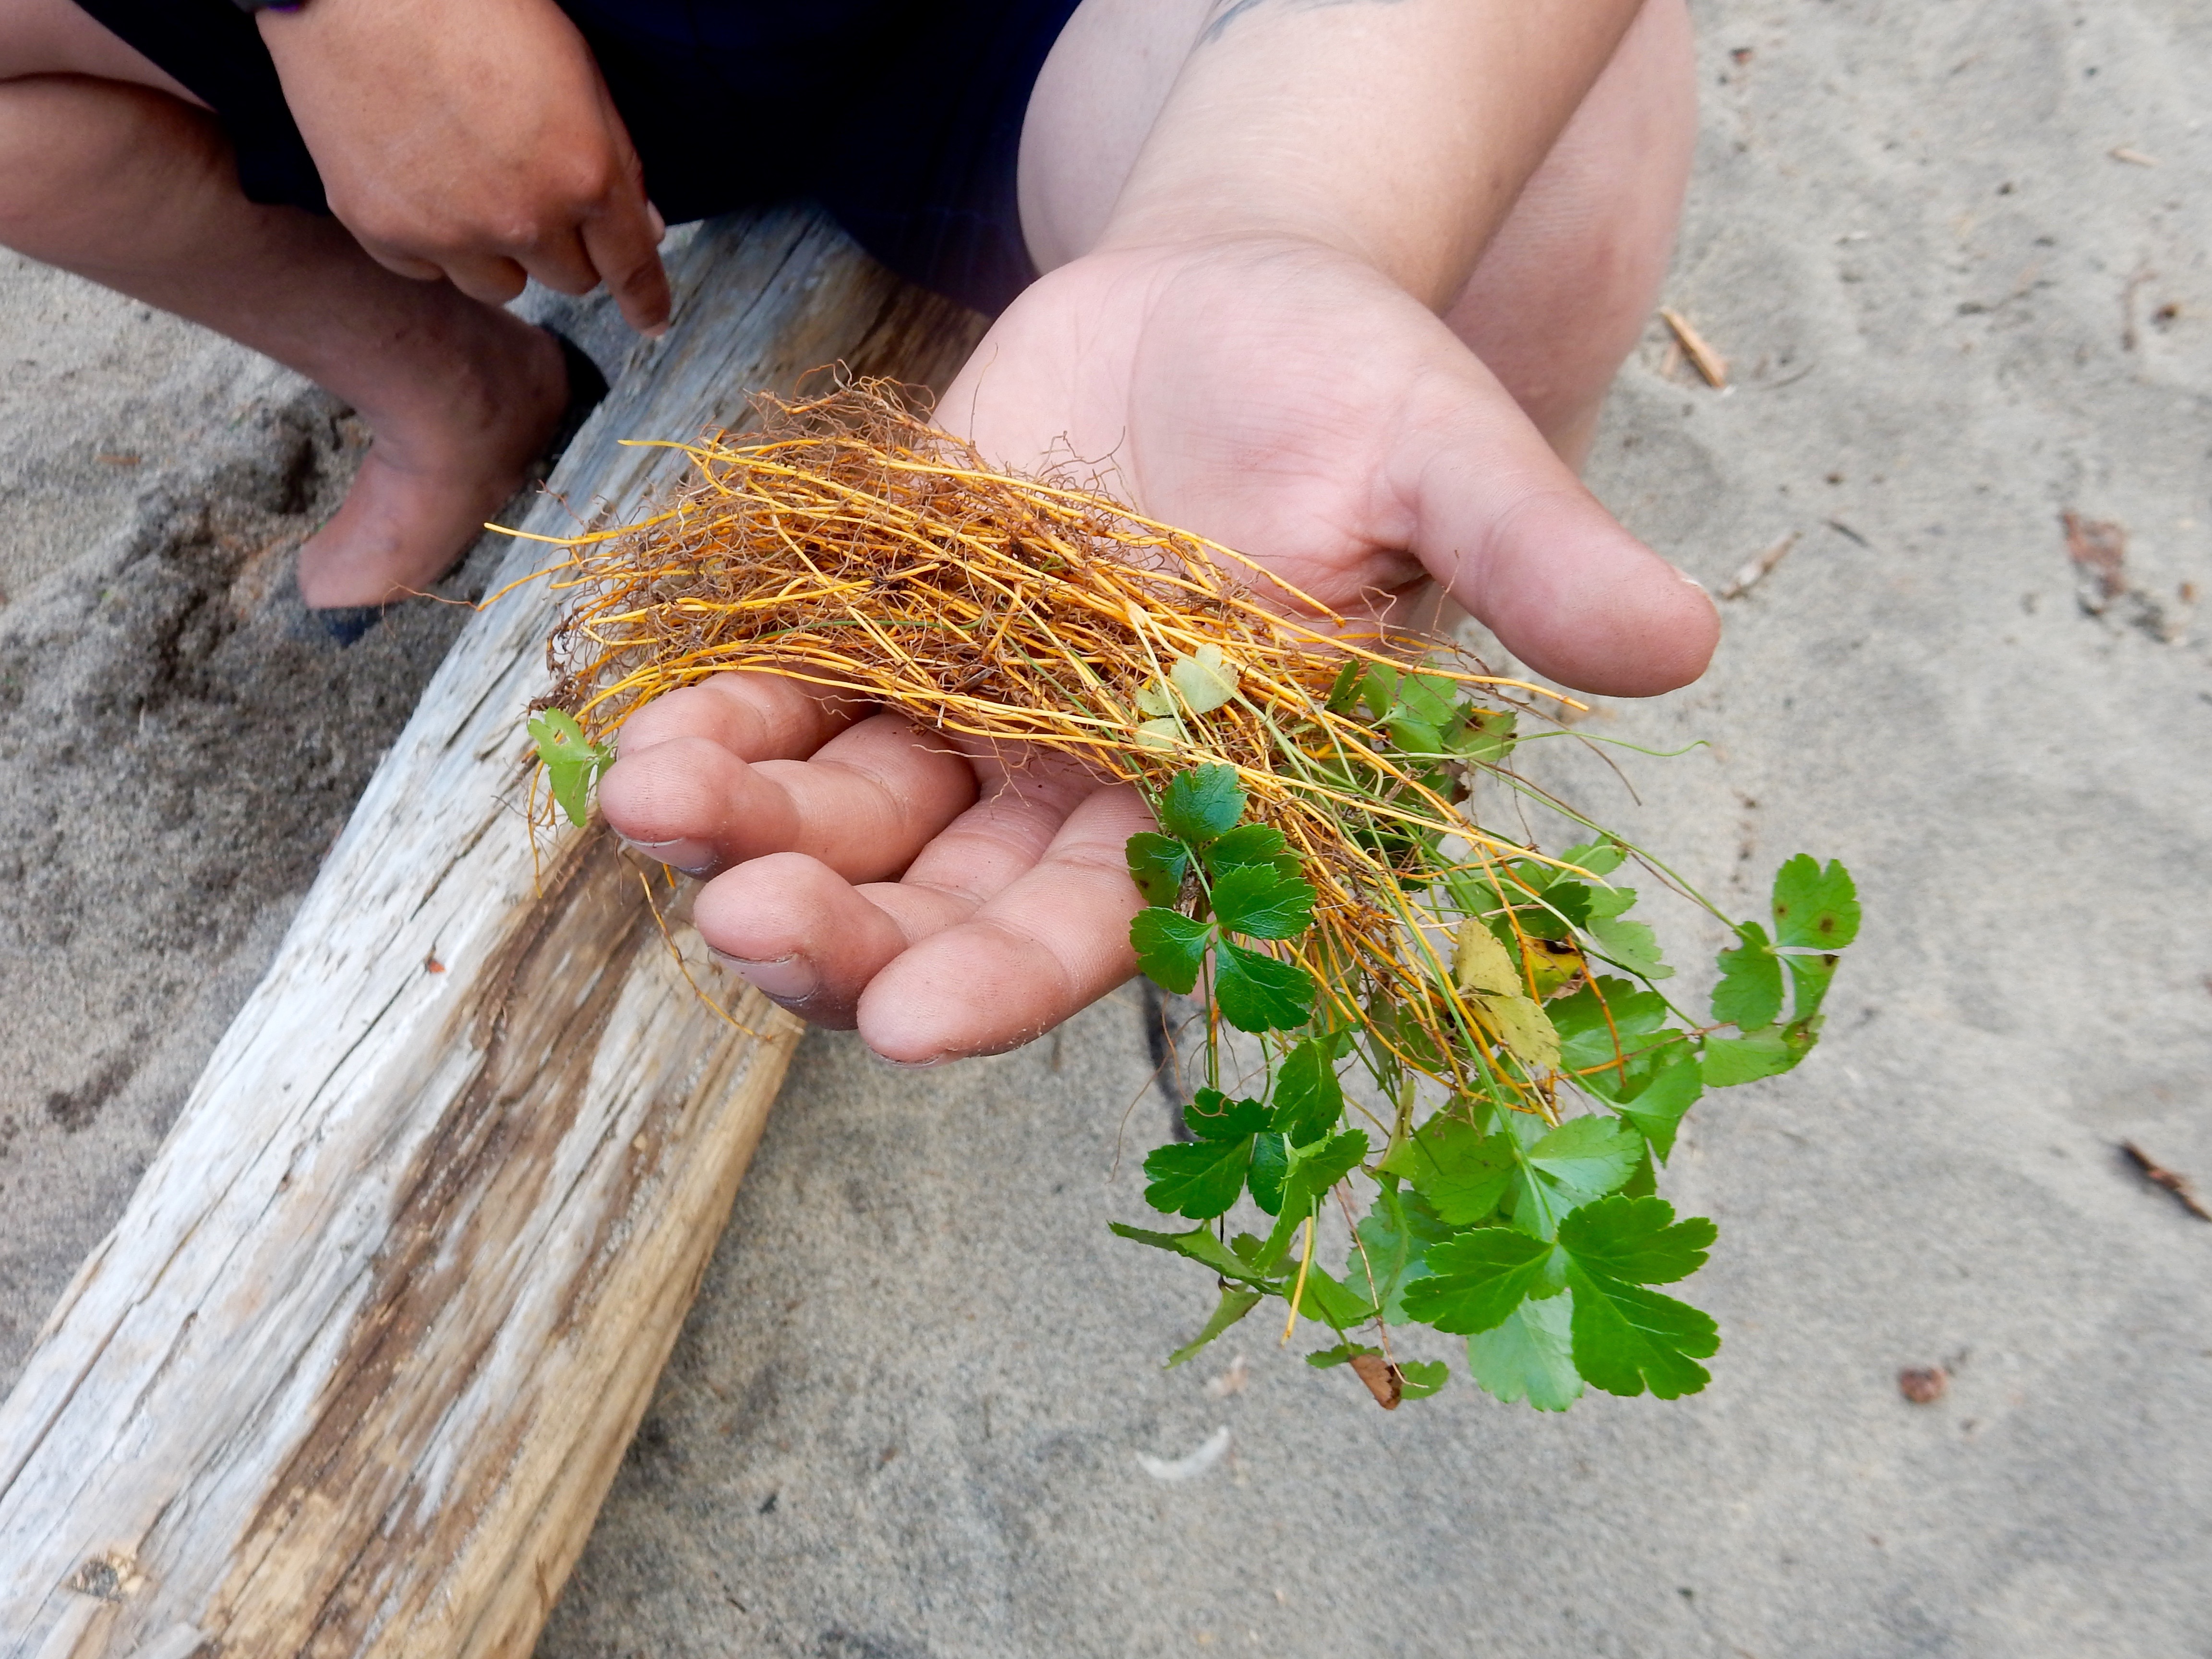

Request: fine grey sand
left=3, top=2, right=2208, bottom=1655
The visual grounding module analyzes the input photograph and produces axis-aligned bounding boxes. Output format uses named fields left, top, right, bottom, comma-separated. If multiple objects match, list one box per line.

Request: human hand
left=258, top=0, right=670, bottom=333
left=597, top=237, right=1716, bottom=1063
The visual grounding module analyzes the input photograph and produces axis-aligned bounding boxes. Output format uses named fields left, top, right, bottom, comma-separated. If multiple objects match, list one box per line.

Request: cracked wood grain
left=0, top=207, right=984, bottom=1659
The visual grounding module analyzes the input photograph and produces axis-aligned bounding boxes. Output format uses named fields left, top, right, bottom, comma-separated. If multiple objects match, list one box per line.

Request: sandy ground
left=3, top=1, right=2210, bottom=1654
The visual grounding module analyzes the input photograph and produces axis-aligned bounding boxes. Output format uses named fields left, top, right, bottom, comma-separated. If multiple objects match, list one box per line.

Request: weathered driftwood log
left=0, top=208, right=981, bottom=1659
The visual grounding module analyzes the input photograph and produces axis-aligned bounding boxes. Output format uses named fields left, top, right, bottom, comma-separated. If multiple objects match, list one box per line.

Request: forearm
left=1095, top=0, right=1646, bottom=309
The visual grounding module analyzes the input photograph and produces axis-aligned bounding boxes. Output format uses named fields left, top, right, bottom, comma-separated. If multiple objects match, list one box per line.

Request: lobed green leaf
left=1157, top=764, right=1245, bottom=845
left=1210, top=864, right=1316, bottom=941
left=1142, top=1138, right=1253, bottom=1219
left=1214, top=938, right=1314, bottom=1032
left=1771, top=854, right=1861, bottom=950
left=1467, top=1294, right=1585, bottom=1411
left=1395, top=1359, right=1451, bottom=1401
left=1712, top=922, right=1786, bottom=1029
left=1400, top=1227, right=1553, bottom=1334
left=1130, top=907, right=1209, bottom=995
left=1124, top=832, right=1190, bottom=906
left=1269, top=1037, right=1345, bottom=1146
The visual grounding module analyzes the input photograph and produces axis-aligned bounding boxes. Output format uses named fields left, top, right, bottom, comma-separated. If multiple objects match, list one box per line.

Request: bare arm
left=1099, top=0, right=1644, bottom=306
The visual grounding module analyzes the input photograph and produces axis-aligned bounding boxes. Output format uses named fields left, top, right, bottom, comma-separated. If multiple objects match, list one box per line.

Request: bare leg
left=0, top=0, right=573, bottom=608
left=1022, top=0, right=1696, bottom=471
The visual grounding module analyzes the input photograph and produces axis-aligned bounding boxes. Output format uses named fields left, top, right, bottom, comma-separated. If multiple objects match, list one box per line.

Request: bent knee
left=0, top=77, right=217, bottom=241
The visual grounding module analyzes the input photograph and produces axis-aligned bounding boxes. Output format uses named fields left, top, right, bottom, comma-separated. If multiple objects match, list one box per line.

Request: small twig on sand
left=1720, top=531, right=1800, bottom=601
left=2120, top=1142, right=2212, bottom=1221
left=1659, top=308, right=1729, bottom=388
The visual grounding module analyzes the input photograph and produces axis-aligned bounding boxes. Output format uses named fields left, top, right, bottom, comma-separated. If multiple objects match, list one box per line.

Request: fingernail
left=714, top=950, right=818, bottom=1003
left=869, top=1049, right=945, bottom=1070
left=619, top=834, right=716, bottom=875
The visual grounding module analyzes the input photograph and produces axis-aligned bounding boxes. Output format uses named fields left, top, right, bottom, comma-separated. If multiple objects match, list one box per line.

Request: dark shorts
left=67, top=0, right=1083, bottom=316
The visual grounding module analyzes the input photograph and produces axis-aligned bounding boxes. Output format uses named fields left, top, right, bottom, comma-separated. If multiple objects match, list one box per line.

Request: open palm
left=597, top=237, right=1717, bottom=1062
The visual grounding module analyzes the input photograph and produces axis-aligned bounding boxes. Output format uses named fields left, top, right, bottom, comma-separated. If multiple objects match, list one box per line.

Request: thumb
left=1396, top=361, right=1718, bottom=697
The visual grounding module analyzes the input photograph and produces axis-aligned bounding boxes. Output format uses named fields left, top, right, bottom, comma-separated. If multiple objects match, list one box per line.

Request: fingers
left=579, top=179, right=671, bottom=336
left=686, top=765, right=1152, bottom=1056
left=581, top=216, right=672, bottom=337
left=614, top=671, right=858, bottom=762
left=435, top=249, right=533, bottom=309
left=855, top=786, right=1155, bottom=1062
left=600, top=702, right=977, bottom=882
left=1397, top=353, right=1719, bottom=697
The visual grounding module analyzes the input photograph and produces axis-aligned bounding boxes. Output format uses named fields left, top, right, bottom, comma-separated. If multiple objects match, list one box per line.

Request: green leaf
left=1558, top=1193, right=1715, bottom=1284
left=529, top=709, right=610, bottom=829
left=1203, top=823, right=1297, bottom=878
left=1324, top=659, right=1364, bottom=714
left=1711, top=922, right=1785, bottom=1029
left=1183, top=1088, right=1271, bottom=1140
left=1518, top=880, right=1595, bottom=932
left=1451, top=708, right=1516, bottom=764
left=1157, top=765, right=1245, bottom=846
left=1549, top=977, right=1674, bottom=1073
left=1525, top=1115, right=1646, bottom=1199
left=1554, top=1196, right=1719, bottom=1399
left=1247, top=1131, right=1288, bottom=1215
left=1701, top=1025, right=1795, bottom=1086
left=1124, top=833, right=1190, bottom=906
left=1395, top=671, right=1458, bottom=728
left=1586, top=914, right=1673, bottom=980
left=1610, top=1045, right=1703, bottom=1161
left=1280, top=1129, right=1370, bottom=1218
left=1358, top=661, right=1398, bottom=720
left=1621, top=1148, right=1659, bottom=1198
left=1269, top=1038, right=1345, bottom=1146
left=1386, top=715, right=1445, bottom=756
left=1558, top=836, right=1628, bottom=878
left=1771, top=854, right=1860, bottom=950
left=1290, top=1264, right=1378, bottom=1329
left=1142, top=1138, right=1254, bottom=1219
left=1466, top=1293, right=1585, bottom=1411
left=1578, top=879, right=1636, bottom=921
left=1562, top=1270, right=1719, bottom=1399
left=1304, top=1342, right=1374, bottom=1369
left=1210, top=865, right=1316, bottom=941
left=1395, top=1359, right=1450, bottom=1401
left=1785, top=951, right=1840, bottom=1021
left=1214, top=938, right=1315, bottom=1032
left=1400, top=1227, right=1554, bottom=1334
left=1130, top=907, right=1210, bottom=994
left=1166, top=1286, right=1263, bottom=1368
left=1351, top=1182, right=1454, bottom=1322
left=1109, top=1221, right=1276, bottom=1286
left=1393, top=1116, right=1516, bottom=1226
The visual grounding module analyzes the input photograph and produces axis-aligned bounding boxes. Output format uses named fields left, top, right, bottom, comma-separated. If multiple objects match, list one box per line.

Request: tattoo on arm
left=1202, top=0, right=1409, bottom=46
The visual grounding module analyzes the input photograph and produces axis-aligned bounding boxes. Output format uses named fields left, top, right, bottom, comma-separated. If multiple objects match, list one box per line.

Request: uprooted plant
left=524, top=378, right=1859, bottom=1412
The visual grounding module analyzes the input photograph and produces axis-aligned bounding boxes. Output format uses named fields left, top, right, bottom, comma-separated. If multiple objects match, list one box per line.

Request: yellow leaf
left=1453, top=918, right=1517, bottom=996
left=1452, top=919, right=1561, bottom=1070
left=1170, top=644, right=1238, bottom=715
left=1135, top=679, right=1177, bottom=719
left=1135, top=717, right=1183, bottom=751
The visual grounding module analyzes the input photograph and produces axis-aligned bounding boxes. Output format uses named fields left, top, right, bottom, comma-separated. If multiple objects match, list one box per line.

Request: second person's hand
left=258, top=0, right=671, bottom=333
